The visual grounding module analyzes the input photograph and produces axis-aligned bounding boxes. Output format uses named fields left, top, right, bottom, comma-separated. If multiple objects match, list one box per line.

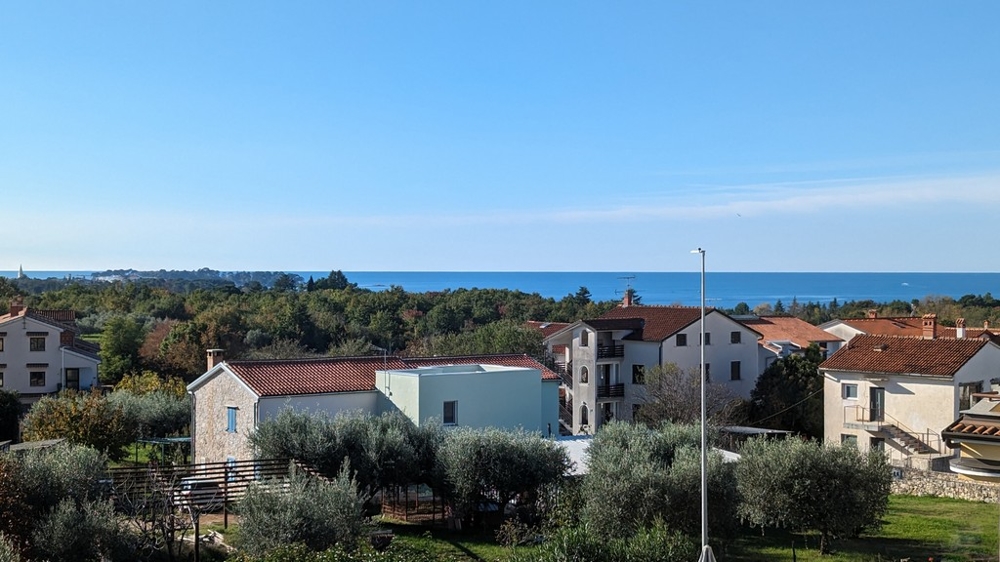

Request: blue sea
left=4, top=270, right=999, bottom=310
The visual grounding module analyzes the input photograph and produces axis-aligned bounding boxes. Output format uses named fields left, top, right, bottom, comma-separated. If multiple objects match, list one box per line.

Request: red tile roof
left=526, top=321, right=572, bottom=339
left=226, top=353, right=558, bottom=397
left=599, top=305, right=708, bottom=342
left=820, top=334, right=988, bottom=377
left=740, top=316, right=842, bottom=348
left=835, top=317, right=1000, bottom=342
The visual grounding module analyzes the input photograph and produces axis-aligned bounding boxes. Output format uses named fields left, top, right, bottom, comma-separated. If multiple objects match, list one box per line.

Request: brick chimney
left=60, top=330, right=75, bottom=347
left=867, top=309, right=878, bottom=319
left=985, top=320, right=991, bottom=331
left=206, top=349, right=225, bottom=371
left=622, top=290, right=633, bottom=308
left=956, top=318, right=966, bottom=339
left=921, top=314, right=937, bottom=339
left=9, top=296, right=24, bottom=317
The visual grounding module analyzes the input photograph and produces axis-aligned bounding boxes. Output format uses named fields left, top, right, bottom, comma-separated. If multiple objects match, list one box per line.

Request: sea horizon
left=3, top=270, right=999, bottom=310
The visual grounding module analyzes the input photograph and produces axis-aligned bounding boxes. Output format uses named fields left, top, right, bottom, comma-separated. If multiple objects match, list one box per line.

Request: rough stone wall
left=192, top=370, right=257, bottom=466
left=891, top=467, right=1000, bottom=503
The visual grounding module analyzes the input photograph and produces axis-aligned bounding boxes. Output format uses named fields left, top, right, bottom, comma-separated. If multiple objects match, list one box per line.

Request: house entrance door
left=869, top=387, right=885, bottom=422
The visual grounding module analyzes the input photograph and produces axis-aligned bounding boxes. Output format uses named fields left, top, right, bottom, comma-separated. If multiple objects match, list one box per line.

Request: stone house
left=187, top=350, right=560, bottom=464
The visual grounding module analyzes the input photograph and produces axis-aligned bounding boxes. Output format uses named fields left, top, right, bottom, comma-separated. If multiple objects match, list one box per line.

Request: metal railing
left=843, top=405, right=946, bottom=455
left=554, top=361, right=573, bottom=388
left=597, top=383, right=625, bottom=398
left=597, top=344, right=625, bottom=359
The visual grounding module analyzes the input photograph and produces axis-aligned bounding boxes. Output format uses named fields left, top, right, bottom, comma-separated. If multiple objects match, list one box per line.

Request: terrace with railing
left=597, top=383, right=625, bottom=398
left=597, top=344, right=625, bottom=359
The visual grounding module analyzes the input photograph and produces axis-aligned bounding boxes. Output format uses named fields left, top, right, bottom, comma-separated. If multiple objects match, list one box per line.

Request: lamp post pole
left=692, top=248, right=715, bottom=562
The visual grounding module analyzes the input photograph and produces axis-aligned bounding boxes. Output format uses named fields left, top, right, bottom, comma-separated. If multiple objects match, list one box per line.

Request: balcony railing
left=597, top=345, right=625, bottom=359
left=597, top=383, right=625, bottom=398
left=842, top=405, right=946, bottom=455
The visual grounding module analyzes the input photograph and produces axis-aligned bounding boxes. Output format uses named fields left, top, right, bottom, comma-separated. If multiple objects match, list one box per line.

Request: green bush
left=236, top=465, right=369, bottom=556
left=31, top=499, right=131, bottom=562
left=228, top=541, right=447, bottom=562
left=0, top=532, right=21, bottom=562
left=503, top=523, right=697, bottom=562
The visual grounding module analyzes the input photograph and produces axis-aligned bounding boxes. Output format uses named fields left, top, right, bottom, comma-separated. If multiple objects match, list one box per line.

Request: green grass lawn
left=379, top=519, right=538, bottom=561
left=381, top=495, right=998, bottom=562
left=727, top=495, right=1000, bottom=562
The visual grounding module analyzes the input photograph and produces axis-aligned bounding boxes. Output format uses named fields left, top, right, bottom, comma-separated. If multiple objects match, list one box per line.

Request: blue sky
left=3, top=2, right=999, bottom=272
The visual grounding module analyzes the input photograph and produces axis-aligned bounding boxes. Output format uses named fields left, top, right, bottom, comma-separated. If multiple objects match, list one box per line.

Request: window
left=704, top=363, right=711, bottom=382
left=841, top=383, right=858, bottom=399
left=700, top=332, right=711, bottom=345
left=632, top=404, right=642, bottom=420
left=443, top=401, right=458, bottom=425
left=676, top=333, right=687, bottom=347
left=226, top=457, right=237, bottom=482
left=65, top=368, right=80, bottom=390
left=29, top=337, right=45, bottom=352
left=730, top=361, right=741, bottom=381
left=632, top=365, right=645, bottom=384
left=0, top=372, right=3, bottom=387
left=870, top=437, right=885, bottom=452
left=226, top=407, right=237, bottom=433
left=730, top=331, right=741, bottom=344
left=841, top=434, right=858, bottom=447
left=30, top=371, right=45, bottom=387
left=0, top=337, right=4, bottom=352
left=580, top=330, right=589, bottom=347
left=960, top=381, right=984, bottom=410
left=580, top=366, right=589, bottom=384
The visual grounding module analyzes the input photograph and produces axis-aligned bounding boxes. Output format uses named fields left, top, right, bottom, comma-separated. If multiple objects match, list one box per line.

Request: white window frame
left=841, top=383, right=858, bottom=399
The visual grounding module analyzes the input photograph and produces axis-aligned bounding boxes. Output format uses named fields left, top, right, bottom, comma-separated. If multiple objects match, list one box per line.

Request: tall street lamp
left=691, top=248, right=716, bottom=562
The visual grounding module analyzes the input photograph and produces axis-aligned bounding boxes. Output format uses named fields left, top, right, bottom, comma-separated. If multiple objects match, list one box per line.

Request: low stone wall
left=891, top=467, right=1000, bottom=503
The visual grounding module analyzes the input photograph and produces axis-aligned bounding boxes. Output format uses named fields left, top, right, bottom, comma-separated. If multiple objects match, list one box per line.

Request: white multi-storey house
left=0, top=300, right=100, bottom=406
left=542, top=298, right=762, bottom=435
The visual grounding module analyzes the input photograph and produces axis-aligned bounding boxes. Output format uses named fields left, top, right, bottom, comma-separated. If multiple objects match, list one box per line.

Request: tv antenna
left=615, top=275, right=636, bottom=296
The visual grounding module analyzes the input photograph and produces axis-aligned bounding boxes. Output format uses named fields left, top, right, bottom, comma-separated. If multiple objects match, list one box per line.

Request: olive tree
left=250, top=409, right=441, bottom=498
left=437, top=427, right=570, bottom=527
left=236, top=465, right=367, bottom=556
left=581, top=421, right=738, bottom=543
left=736, top=437, right=891, bottom=554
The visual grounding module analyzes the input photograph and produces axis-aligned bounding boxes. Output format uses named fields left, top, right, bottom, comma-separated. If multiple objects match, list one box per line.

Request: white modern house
left=187, top=351, right=560, bottom=465
left=0, top=300, right=100, bottom=406
left=541, top=299, right=762, bottom=435
left=820, top=331, right=1000, bottom=465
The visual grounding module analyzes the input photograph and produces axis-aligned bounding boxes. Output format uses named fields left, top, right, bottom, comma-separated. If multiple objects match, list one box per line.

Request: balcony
left=597, top=383, right=625, bottom=398
left=597, top=344, right=624, bottom=359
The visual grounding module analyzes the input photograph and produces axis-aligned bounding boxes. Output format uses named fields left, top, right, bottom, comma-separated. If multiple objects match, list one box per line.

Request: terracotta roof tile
left=820, top=334, right=988, bottom=377
left=526, top=321, right=572, bottom=339
left=837, top=317, right=1000, bottom=342
left=227, top=353, right=558, bottom=397
left=740, top=316, right=842, bottom=348
left=598, top=306, right=707, bottom=342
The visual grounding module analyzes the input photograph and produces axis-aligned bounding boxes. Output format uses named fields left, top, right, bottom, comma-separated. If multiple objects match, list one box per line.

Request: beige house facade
left=821, top=332, right=1000, bottom=465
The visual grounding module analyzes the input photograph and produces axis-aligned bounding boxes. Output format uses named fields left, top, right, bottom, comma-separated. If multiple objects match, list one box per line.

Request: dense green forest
left=2, top=271, right=997, bottom=383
